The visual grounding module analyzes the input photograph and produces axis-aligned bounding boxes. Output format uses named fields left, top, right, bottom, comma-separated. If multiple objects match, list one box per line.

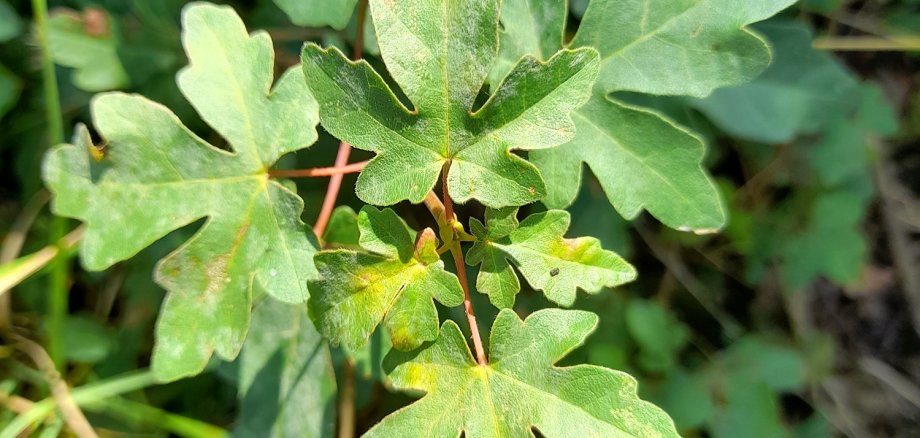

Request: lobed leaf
left=367, top=309, right=680, bottom=437
left=575, top=0, right=798, bottom=97
left=301, top=0, right=599, bottom=208
left=42, top=3, right=320, bottom=381
left=494, top=0, right=786, bottom=231
left=531, top=95, right=726, bottom=232
left=468, top=208, right=636, bottom=308
left=308, top=207, right=464, bottom=352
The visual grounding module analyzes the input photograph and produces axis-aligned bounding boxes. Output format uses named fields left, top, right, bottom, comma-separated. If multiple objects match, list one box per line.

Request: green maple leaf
left=366, top=309, right=679, bottom=437
left=42, top=3, right=320, bottom=381
left=496, top=0, right=792, bottom=231
left=301, top=0, right=599, bottom=208
left=309, top=206, right=464, bottom=352
left=531, top=95, right=726, bottom=232
left=467, top=208, right=635, bottom=308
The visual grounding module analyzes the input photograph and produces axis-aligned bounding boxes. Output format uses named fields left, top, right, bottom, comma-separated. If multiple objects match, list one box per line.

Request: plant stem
left=813, top=35, right=920, bottom=51
left=269, top=160, right=368, bottom=179
left=312, top=0, right=368, bottom=237
left=85, top=397, right=228, bottom=438
left=2, top=370, right=158, bottom=438
left=439, top=163, right=487, bottom=365
left=31, top=0, right=69, bottom=371
left=0, top=227, right=84, bottom=299
left=336, top=360, right=355, bottom=438
left=449, top=244, right=487, bottom=365
left=11, top=334, right=97, bottom=438
left=0, top=190, right=50, bottom=329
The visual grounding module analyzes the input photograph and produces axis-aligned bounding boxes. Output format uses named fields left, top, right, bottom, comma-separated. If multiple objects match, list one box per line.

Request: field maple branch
left=439, top=162, right=487, bottom=365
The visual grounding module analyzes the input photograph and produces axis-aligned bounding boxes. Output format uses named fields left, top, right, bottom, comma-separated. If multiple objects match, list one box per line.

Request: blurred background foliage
left=1, top=0, right=919, bottom=436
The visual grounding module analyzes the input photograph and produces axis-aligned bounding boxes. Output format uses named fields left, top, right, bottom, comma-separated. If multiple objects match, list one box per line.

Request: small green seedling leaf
left=302, top=0, right=600, bottom=208
left=42, top=3, right=320, bottom=381
left=468, top=208, right=636, bottom=308
left=367, top=309, right=680, bottom=437
left=309, top=207, right=464, bottom=352
left=273, top=0, right=358, bottom=30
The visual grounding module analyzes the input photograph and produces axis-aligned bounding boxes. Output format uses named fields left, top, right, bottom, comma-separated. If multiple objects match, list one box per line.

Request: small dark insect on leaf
left=550, top=268, right=560, bottom=277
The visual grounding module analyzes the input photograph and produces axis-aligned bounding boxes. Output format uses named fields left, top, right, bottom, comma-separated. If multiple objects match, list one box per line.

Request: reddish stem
left=313, top=0, right=368, bottom=237
left=440, top=161, right=487, bottom=365
left=269, top=160, right=368, bottom=178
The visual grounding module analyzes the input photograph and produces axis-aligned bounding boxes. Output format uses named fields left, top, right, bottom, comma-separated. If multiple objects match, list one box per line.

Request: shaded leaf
left=308, top=207, right=464, bottom=352
left=691, top=21, right=858, bottom=144
left=302, top=0, right=599, bottom=208
left=47, top=8, right=130, bottom=91
left=323, top=205, right=361, bottom=249
left=42, top=3, right=320, bottom=381
left=235, top=296, right=336, bottom=438
left=0, top=63, right=20, bottom=119
left=625, top=299, right=689, bottom=373
left=367, top=309, right=680, bottom=437
left=783, top=191, right=869, bottom=288
left=488, top=0, right=566, bottom=84
left=468, top=208, right=635, bottom=308
left=0, top=0, right=22, bottom=42
left=60, top=315, right=112, bottom=364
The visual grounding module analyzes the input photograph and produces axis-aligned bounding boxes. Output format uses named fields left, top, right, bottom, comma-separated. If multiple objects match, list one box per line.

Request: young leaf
left=235, top=296, right=336, bottom=438
left=301, top=0, right=600, bottom=208
left=42, top=3, right=320, bottom=381
left=323, top=205, right=361, bottom=249
left=468, top=208, right=636, bottom=308
left=575, top=0, right=798, bottom=97
left=495, top=0, right=730, bottom=232
left=308, top=207, right=464, bottom=352
left=367, top=309, right=680, bottom=437
left=273, top=0, right=358, bottom=30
